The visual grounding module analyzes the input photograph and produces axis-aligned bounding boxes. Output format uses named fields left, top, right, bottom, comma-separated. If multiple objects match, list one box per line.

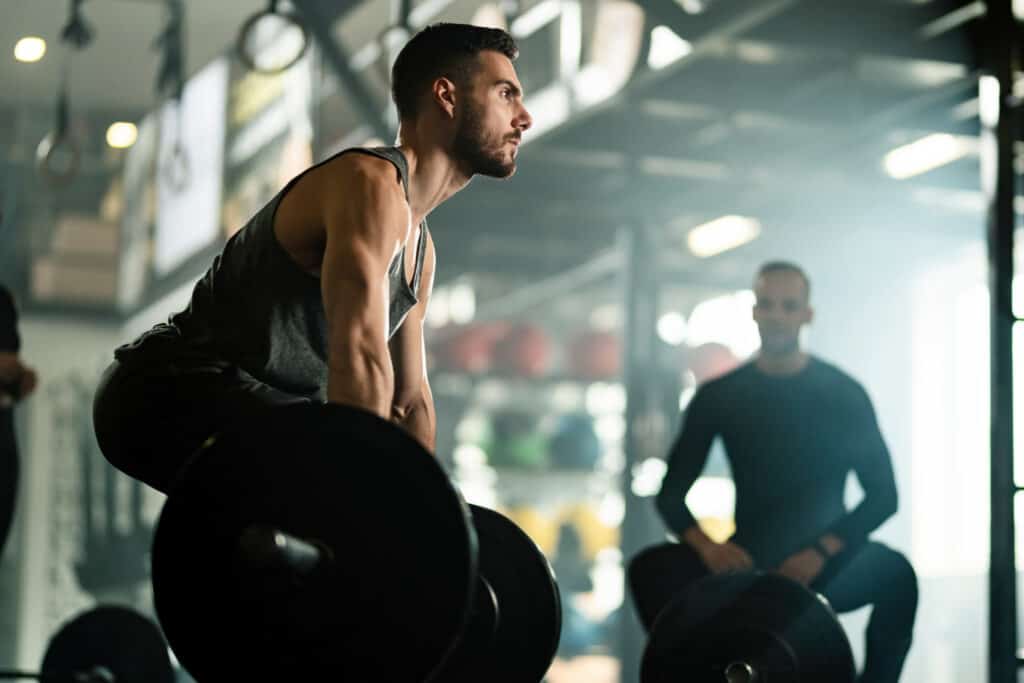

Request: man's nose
left=516, top=105, right=533, bottom=132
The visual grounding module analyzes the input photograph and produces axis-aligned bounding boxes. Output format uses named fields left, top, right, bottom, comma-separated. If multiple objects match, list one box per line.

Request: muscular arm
left=321, top=158, right=410, bottom=418
left=824, top=385, right=898, bottom=550
left=388, top=232, right=437, bottom=451
left=655, top=387, right=719, bottom=539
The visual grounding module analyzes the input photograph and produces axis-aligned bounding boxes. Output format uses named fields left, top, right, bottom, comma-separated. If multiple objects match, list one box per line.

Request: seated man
left=0, top=284, right=38, bottom=559
left=652, top=262, right=917, bottom=683
left=92, top=23, right=532, bottom=493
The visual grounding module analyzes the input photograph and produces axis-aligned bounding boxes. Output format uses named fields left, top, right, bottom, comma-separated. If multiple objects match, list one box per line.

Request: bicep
left=664, top=392, right=718, bottom=477
left=320, top=166, right=407, bottom=355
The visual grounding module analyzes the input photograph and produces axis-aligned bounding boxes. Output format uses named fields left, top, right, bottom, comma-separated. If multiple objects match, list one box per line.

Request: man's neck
left=755, top=350, right=810, bottom=376
left=396, top=127, right=472, bottom=222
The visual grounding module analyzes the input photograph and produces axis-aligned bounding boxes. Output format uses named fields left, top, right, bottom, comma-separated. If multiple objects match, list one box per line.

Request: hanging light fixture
left=236, top=0, right=309, bottom=75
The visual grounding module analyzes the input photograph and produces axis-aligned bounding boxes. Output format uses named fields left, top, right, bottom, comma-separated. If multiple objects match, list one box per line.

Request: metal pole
left=620, top=225, right=659, bottom=683
left=984, top=1, right=1019, bottom=681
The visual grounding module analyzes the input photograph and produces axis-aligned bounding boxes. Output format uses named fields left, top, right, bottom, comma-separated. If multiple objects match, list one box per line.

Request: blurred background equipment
left=35, top=0, right=94, bottom=189
left=549, top=412, right=602, bottom=471
left=235, top=0, right=309, bottom=75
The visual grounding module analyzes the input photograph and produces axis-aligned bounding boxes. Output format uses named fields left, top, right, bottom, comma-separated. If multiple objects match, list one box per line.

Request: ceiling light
left=510, top=0, right=562, bottom=38
left=686, top=215, right=761, bottom=258
left=14, top=36, right=46, bottom=63
left=979, top=75, right=1000, bottom=128
left=106, top=122, right=139, bottom=149
left=657, top=312, right=688, bottom=346
left=883, top=133, right=975, bottom=179
left=648, top=26, right=692, bottom=70
left=470, top=3, right=508, bottom=29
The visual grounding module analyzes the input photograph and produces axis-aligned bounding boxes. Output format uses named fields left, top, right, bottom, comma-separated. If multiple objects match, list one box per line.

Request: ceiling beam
left=293, top=0, right=392, bottom=141
left=526, top=0, right=802, bottom=148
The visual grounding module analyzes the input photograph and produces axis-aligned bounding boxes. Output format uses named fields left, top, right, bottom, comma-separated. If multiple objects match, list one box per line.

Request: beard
left=452, top=101, right=517, bottom=179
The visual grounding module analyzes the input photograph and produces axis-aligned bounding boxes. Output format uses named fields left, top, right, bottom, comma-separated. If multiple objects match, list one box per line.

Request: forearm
left=655, top=436, right=712, bottom=536
left=394, top=391, right=436, bottom=453
left=326, top=346, right=394, bottom=419
left=827, top=489, right=897, bottom=547
left=682, top=524, right=714, bottom=548
left=655, top=454, right=702, bottom=536
left=826, top=388, right=899, bottom=548
left=811, top=532, right=845, bottom=558
left=829, top=454, right=899, bottom=545
left=655, top=487, right=699, bottom=536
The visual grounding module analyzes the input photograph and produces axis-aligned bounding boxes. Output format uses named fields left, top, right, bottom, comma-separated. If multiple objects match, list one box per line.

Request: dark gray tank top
left=116, top=147, right=428, bottom=400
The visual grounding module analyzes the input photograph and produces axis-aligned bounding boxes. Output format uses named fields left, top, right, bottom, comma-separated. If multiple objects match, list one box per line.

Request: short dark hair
left=756, top=261, right=811, bottom=298
left=391, top=23, right=519, bottom=121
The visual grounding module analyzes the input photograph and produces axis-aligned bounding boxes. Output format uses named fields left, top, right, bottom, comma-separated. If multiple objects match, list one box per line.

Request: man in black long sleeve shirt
left=0, top=284, right=37, bottom=561
left=655, top=262, right=917, bottom=683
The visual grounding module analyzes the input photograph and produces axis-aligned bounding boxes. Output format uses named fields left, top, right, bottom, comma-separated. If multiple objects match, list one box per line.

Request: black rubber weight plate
left=641, top=572, right=855, bottom=683
left=466, top=504, right=561, bottom=683
left=41, top=606, right=174, bottom=683
left=152, top=402, right=476, bottom=683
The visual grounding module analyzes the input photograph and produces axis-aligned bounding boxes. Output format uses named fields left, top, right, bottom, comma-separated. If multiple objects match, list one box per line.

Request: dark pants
left=0, top=408, right=18, bottom=560
left=815, top=542, right=918, bottom=683
left=93, top=359, right=312, bottom=494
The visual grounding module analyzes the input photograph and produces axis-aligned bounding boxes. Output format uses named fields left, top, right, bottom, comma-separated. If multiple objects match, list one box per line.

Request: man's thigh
left=93, top=360, right=310, bottom=493
left=814, top=542, right=915, bottom=614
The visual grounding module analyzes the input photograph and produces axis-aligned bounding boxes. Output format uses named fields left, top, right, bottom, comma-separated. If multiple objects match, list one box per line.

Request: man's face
left=752, top=270, right=812, bottom=356
left=452, top=51, right=532, bottom=178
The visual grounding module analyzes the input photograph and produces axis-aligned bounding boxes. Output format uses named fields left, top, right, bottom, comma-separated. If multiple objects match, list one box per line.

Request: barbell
left=150, top=402, right=562, bottom=682
left=630, top=543, right=855, bottom=683
left=0, top=605, right=174, bottom=683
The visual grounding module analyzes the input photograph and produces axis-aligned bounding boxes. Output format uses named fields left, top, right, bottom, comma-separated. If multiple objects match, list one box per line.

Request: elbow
left=884, top=486, right=899, bottom=520
left=391, top=391, right=420, bottom=422
left=873, top=485, right=898, bottom=525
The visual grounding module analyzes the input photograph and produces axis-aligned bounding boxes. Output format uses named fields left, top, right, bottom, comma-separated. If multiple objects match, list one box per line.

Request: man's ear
left=432, top=77, right=458, bottom=118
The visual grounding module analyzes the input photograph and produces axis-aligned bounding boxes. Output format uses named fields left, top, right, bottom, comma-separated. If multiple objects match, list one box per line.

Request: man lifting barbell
left=91, top=23, right=561, bottom=683
left=93, top=23, right=532, bottom=491
left=637, top=262, right=918, bottom=683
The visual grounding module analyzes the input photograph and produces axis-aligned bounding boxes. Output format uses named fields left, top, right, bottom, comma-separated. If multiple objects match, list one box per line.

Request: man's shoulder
left=315, top=148, right=404, bottom=192
left=695, top=361, right=755, bottom=396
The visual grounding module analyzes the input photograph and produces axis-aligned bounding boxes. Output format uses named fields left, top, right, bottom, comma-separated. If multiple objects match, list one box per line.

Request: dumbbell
left=0, top=606, right=173, bottom=682
left=150, top=402, right=561, bottom=682
left=629, top=543, right=855, bottom=683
